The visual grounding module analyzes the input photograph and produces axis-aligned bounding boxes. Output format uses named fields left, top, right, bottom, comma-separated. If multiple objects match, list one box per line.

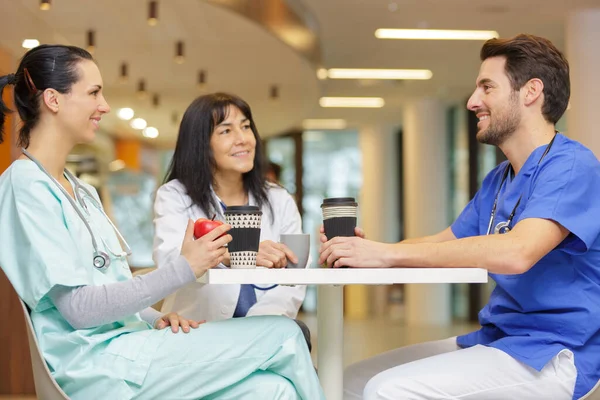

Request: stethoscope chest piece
left=494, top=221, right=512, bottom=235
left=93, top=251, right=110, bottom=271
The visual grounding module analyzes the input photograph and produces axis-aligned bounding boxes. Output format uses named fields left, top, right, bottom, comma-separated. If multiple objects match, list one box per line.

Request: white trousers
left=344, top=337, right=578, bottom=400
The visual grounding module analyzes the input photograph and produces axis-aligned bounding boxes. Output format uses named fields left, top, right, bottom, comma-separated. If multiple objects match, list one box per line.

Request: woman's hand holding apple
left=180, top=219, right=232, bottom=278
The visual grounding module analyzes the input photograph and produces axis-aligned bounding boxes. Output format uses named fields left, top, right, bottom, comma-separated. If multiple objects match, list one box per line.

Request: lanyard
left=486, top=134, right=557, bottom=235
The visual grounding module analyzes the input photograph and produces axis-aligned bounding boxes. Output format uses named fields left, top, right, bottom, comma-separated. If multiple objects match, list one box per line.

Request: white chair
left=19, top=299, right=70, bottom=400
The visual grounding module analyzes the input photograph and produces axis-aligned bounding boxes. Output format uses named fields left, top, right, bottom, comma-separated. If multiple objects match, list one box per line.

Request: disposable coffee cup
left=224, top=206, right=262, bottom=269
left=321, top=197, right=358, bottom=240
left=280, top=233, right=310, bottom=269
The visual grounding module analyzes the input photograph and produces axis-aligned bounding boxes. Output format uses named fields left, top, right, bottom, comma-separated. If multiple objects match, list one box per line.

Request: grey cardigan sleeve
left=140, top=307, right=164, bottom=327
left=48, top=255, right=195, bottom=330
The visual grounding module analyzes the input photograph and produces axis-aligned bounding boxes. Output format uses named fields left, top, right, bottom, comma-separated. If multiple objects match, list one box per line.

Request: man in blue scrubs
left=320, top=34, right=600, bottom=400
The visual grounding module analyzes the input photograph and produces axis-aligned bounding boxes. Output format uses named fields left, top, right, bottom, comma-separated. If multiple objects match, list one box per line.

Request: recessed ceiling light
left=117, top=108, right=134, bottom=121
left=22, top=39, right=40, bottom=49
left=130, top=118, right=147, bottom=130
left=143, top=127, right=159, bottom=138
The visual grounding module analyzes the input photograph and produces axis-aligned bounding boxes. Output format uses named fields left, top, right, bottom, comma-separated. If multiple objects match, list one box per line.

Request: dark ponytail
left=0, top=44, right=93, bottom=147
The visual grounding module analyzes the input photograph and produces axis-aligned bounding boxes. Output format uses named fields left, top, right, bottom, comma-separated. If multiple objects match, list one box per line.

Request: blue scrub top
left=452, top=134, right=600, bottom=399
left=0, top=160, right=168, bottom=399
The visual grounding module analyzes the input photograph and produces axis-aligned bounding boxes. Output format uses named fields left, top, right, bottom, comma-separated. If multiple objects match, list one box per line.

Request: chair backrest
left=19, top=299, right=70, bottom=400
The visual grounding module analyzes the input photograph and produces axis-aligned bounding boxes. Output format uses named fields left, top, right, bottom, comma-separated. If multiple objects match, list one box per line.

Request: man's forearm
left=399, top=227, right=457, bottom=245
left=401, top=235, right=443, bottom=244
left=388, top=233, right=529, bottom=274
left=388, top=218, right=570, bottom=274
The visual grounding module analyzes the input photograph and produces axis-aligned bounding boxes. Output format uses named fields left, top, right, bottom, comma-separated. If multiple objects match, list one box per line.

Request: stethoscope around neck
left=486, top=134, right=557, bottom=235
left=21, top=148, right=132, bottom=272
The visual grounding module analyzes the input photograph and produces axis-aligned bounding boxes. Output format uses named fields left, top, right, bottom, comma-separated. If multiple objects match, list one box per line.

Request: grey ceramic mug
left=279, top=234, right=310, bottom=269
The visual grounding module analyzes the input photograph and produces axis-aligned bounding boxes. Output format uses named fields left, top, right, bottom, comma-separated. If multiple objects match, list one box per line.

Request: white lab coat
left=153, top=179, right=307, bottom=321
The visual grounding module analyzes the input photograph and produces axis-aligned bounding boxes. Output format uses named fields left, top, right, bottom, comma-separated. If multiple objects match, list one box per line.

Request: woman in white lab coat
left=153, top=93, right=310, bottom=347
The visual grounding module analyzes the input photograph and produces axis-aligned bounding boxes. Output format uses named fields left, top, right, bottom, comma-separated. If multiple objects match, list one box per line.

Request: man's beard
left=476, top=93, right=521, bottom=146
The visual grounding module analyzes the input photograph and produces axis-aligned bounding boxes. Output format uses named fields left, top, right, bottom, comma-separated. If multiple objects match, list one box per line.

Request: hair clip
left=23, top=68, right=39, bottom=95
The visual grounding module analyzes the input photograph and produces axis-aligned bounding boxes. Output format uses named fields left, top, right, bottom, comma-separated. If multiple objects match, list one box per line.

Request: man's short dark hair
left=481, top=34, right=570, bottom=124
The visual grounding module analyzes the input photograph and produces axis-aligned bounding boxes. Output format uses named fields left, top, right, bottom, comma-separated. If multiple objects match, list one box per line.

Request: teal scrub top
left=0, top=160, right=166, bottom=400
left=452, top=134, right=600, bottom=399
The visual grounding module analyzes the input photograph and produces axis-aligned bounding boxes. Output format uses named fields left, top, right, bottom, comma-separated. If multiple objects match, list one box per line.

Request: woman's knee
left=261, top=315, right=303, bottom=339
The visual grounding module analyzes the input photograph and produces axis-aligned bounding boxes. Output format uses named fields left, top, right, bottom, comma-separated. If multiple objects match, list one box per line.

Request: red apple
left=194, top=217, right=224, bottom=239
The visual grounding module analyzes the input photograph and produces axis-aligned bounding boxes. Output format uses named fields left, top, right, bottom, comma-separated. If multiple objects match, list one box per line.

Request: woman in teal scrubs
left=0, top=44, right=324, bottom=400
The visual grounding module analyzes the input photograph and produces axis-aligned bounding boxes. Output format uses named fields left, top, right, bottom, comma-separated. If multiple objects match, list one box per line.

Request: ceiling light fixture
left=143, top=127, right=159, bottom=138
left=130, top=118, right=147, bottom=130
left=319, top=97, right=385, bottom=108
left=198, top=70, right=206, bottom=89
left=375, top=29, right=499, bottom=40
left=119, top=62, right=128, bottom=83
left=174, top=41, right=185, bottom=64
left=270, top=85, right=279, bottom=100
left=137, top=79, right=147, bottom=98
left=317, top=68, right=328, bottom=80
left=302, top=119, right=347, bottom=130
left=326, top=68, right=432, bottom=80
left=87, top=30, right=95, bottom=53
left=22, top=39, right=40, bottom=49
left=40, top=0, right=51, bottom=10
left=117, top=108, right=134, bottom=121
left=148, top=1, right=158, bottom=26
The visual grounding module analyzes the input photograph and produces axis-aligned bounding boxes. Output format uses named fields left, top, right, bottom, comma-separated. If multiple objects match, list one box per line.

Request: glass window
left=266, top=136, right=296, bottom=194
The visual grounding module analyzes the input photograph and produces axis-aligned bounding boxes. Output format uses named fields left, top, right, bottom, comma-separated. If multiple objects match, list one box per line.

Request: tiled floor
left=0, top=316, right=478, bottom=399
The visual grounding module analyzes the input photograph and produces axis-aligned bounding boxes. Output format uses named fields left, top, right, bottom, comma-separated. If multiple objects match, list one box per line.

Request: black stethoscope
left=218, top=199, right=277, bottom=291
left=486, top=134, right=557, bottom=235
left=22, top=148, right=132, bottom=272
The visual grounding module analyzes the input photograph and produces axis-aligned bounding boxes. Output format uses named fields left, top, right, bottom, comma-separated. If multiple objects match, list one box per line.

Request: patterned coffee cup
left=224, top=206, right=262, bottom=269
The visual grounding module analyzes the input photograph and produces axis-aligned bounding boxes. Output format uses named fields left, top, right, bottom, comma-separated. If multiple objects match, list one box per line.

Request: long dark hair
left=0, top=44, right=93, bottom=146
left=164, top=92, right=273, bottom=221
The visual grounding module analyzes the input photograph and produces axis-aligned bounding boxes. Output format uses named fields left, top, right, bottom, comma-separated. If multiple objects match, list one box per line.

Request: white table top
left=196, top=267, right=488, bottom=285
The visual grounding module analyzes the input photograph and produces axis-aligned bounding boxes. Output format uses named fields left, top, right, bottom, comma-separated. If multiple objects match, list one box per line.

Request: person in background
left=0, top=44, right=323, bottom=400
left=266, top=161, right=282, bottom=185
